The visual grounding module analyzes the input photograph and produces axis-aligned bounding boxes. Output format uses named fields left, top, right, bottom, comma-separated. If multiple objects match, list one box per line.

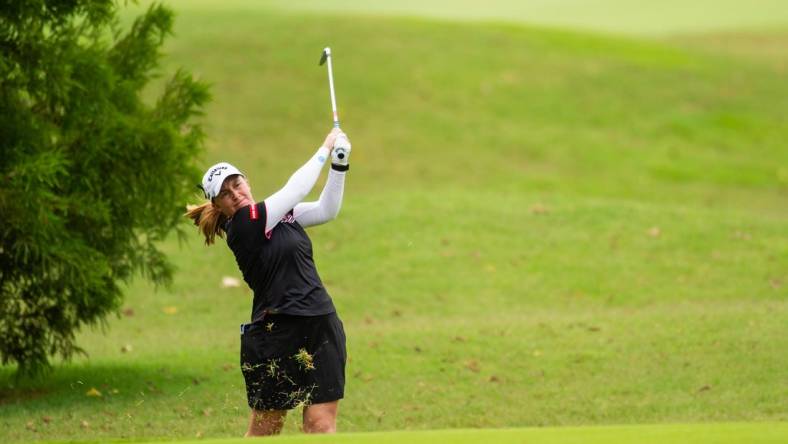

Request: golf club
left=319, top=47, right=348, bottom=161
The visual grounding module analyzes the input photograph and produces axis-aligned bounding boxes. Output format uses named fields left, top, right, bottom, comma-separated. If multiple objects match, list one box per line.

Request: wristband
left=331, top=163, right=349, bottom=172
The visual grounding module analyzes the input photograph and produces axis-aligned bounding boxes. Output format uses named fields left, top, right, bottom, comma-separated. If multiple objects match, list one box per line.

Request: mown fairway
left=172, top=0, right=788, bottom=36
left=1, top=1, right=787, bottom=442
left=141, top=422, right=788, bottom=444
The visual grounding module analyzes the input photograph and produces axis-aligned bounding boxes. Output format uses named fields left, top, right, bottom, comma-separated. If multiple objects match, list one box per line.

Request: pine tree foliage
left=0, top=0, right=210, bottom=376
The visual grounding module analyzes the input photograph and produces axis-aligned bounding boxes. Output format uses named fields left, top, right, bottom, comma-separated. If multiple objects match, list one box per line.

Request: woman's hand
left=332, top=132, right=351, bottom=166
left=321, top=128, right=342, bottom=151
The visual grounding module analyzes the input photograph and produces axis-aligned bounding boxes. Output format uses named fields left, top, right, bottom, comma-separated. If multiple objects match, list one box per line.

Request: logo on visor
left=207, top=166, right=228, bottom=182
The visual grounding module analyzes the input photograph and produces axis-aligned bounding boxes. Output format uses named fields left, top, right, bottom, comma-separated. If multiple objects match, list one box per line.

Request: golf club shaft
left=325, top=53, right=339, bottom=128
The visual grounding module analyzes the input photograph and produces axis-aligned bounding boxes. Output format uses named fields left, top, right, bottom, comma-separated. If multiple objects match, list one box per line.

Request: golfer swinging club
left=185, top=126, right=351, bottom=435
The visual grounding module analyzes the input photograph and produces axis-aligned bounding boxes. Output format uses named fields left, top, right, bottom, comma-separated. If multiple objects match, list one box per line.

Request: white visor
left=201, top=162, right=244, bottom=200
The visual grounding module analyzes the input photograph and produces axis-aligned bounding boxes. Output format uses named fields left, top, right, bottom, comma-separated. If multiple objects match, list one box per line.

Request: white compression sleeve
left=293, top=169, right=346, bottom=228
left=263, top=146, right=329, bottom=234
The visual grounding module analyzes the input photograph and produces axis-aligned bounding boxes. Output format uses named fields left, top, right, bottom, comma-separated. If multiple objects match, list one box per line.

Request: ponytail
left=185, top=201, right=228, bottom=245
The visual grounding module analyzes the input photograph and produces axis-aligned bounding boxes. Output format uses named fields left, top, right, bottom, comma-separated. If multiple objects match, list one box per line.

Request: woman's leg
left=302, top=400, right=339, bottom=433
left=246, top=409, right=286, bottom=436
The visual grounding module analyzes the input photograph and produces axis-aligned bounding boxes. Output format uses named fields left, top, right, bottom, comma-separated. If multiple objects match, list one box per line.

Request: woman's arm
left=263, top=146, right=330, bottom=235
left=293, top=168, right=346, bottom=227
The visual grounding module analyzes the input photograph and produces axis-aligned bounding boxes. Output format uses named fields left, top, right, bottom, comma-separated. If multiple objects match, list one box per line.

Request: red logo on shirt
left=281, top=213, right=295, bottom=224
left=249, top=204, right=258, bottom=220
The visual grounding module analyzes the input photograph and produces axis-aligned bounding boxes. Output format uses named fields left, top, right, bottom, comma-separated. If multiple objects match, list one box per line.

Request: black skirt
left=240, top=312, right=346, bottom=411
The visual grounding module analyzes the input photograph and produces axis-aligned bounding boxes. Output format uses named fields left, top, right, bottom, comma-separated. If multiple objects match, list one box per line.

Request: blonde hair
left=185, top=201, right=228, bottom=245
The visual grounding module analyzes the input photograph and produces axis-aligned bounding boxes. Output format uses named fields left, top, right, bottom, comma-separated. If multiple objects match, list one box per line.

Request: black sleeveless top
left=225, top=202, right=335, bottom=321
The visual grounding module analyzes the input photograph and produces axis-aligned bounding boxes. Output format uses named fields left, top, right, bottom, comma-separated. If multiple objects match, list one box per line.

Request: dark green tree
left=0, top=0, right=210, bottom=376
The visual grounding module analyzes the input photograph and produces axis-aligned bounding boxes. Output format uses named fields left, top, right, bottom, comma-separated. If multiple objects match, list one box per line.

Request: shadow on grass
left=0, top=360, right=206, bottom=411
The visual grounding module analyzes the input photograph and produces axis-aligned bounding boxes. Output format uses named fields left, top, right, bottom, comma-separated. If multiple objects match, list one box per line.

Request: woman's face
left=213, top=175, right=254, bottom=218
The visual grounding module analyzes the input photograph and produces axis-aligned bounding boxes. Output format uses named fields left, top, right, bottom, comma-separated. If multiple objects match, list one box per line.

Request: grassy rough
left=1, top=3, right=787, bottom=443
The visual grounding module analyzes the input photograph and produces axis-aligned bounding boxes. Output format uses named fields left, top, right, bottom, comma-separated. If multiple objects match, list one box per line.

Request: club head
left=319, top=47, right=331, bottom=65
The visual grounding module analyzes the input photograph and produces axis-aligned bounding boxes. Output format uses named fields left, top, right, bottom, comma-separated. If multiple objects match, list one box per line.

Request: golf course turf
left=1, top=1, right=786, bottom=443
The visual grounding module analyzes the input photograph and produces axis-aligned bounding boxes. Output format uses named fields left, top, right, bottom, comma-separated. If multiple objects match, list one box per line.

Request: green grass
left=141, top=423, right=788, bottom=444
left=2, top=2, right=788, bottom=443
left=161, top=0, right=788, bottom=36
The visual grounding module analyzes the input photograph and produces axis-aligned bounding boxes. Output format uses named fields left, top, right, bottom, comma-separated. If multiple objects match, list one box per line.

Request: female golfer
left=186, top=128, right=351, bottom=436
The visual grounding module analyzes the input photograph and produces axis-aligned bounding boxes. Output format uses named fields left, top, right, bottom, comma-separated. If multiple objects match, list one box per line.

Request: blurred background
left=2, top=1, right=786, bottom=441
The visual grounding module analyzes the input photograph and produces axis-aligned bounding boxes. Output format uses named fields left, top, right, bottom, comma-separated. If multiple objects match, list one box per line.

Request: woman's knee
left=303, top=417, right=336, bottom=433
left=247, top=409, right=286, bottom=436
left=302, top=402, right=338, bottom=434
